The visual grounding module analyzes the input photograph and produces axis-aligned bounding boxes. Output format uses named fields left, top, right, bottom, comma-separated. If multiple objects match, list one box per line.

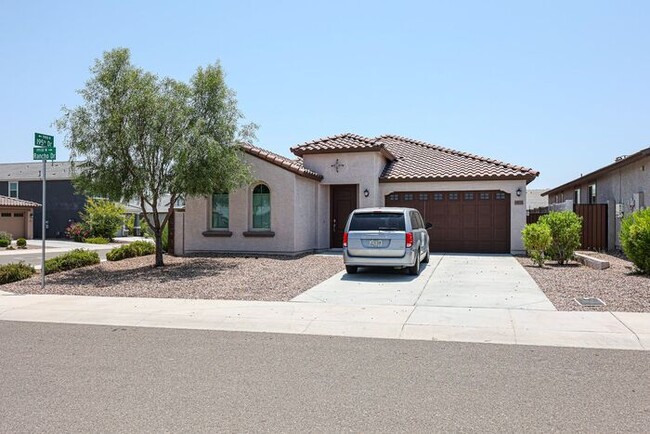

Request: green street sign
left=34, top=133, right=54, bottom=148
left=33, top=147, right=56, bottom=160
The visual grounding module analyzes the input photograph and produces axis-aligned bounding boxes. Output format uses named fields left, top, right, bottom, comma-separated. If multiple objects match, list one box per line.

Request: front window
left=211, top=193, right=229, bottom=229
left=588, top=184, right=597, bottom=204
left=9, top=182, right=18, bottom=198
left=252, top=184, right=271, bottom=229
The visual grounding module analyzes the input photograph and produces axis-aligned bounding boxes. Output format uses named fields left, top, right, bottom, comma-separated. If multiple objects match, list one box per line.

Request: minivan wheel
left=345, top=265, right=358, bottom=274
left=408, top=250, right=420, bottom=276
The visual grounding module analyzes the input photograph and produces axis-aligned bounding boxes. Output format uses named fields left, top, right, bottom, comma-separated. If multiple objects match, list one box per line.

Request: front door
left=330, top=185, right=357, bottom=248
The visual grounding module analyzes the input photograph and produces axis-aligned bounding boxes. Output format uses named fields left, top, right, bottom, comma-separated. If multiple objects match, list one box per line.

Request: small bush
left=0, top=262, right=35, bottom=284
left=0, top=239, right=9, bottom=248
left=539, top=211, right=582, bottom=265
left=65, top=222, right=91, bottom=242
left=620, top=208, right=650, bottom=274
left=16, top=238, right=27, bottom=248
left=44, top=249, right=100, bottom=275
left=522, top=222, right=553, bottom=267
left=80, top=198, right=125, bottom=240
left=106, top=240, right=155, bottom=261
left=0, top=231, right=11, bottom=243
left=84, top=237, right=110, bottom=244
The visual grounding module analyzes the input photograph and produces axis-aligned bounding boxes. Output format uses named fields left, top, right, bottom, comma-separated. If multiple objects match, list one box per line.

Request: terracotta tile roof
left=290, top=133, right=396, bottom=160
left=240, top=143, right=323, bottom=181
left=378, top=135, right=539, bottom=183
left=0, top=195, right=41, bottom=208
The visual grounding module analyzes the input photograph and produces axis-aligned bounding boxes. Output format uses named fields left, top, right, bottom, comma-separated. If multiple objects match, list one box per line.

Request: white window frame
left=8, top=181, right=18, bottom=198
left=588, top=184, right=597, bottom=204
left=574, top=189, right=581, bottom=204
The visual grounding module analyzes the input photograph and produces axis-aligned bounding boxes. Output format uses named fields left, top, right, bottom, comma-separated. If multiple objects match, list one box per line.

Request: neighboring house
left=121, top=194, right=177, bottom=236
left=175, top=133, right=539, bottom=256
left=0, top=161, right=86, bottom=238
left=543, top=147, right=649, bottom=250
left=0, top=195, right=41, bottom=239
left=526, top=189, right=548, bottom=211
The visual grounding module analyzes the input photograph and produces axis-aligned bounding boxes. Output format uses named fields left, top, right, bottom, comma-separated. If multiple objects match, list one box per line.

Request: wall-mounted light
left=516, top=188, right=522, bottom=197
left=363, top=189, right=370, bottom=198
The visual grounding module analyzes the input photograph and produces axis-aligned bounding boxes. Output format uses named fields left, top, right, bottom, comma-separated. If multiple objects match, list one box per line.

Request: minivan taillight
left=405, top=232, right=413, bottom=248
left=343, top=232, right=348, bottom=247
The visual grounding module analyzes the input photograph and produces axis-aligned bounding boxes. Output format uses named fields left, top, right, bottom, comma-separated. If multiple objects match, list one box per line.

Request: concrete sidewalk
left=0, top=292, right=647, bottom=351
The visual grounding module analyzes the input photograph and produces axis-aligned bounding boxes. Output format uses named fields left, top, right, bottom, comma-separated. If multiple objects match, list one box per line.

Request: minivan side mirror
left=425, top=222, right=433, bottom=230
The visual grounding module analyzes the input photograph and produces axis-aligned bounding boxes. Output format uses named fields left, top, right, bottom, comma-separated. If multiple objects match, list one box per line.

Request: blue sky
left=1, top=0, right=648, bottom=188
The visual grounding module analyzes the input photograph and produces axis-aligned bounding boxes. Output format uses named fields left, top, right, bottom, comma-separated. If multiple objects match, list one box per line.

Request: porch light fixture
left=516, top=188, right=522, bottom=197
left=363, top=189, right=370, bottom=198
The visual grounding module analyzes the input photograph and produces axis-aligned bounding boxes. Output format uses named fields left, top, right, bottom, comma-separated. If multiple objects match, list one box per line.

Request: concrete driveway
left=293, top=254, right=556, bottom=310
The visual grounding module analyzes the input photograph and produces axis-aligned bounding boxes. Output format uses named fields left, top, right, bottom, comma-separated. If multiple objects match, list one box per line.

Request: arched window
left=252, top=184, right=271, bottom=229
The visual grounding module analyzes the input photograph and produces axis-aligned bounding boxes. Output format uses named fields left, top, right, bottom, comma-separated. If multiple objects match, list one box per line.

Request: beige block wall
left=178, top=154, right=310, bottom=255
left=380, top=180, right=528, bottom=253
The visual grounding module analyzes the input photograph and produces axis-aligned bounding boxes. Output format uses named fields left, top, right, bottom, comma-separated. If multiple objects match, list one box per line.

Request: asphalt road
left=0, top=247, right=114, bottom=266
left=0, top=321, right=648, bottom=433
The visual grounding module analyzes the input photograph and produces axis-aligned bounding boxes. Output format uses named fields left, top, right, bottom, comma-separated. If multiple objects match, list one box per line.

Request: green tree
left=538, top=211, right=583, bottom=265
left=57, top=48, right=254, bottom=266
left=80, top=198, right=125, bottom=240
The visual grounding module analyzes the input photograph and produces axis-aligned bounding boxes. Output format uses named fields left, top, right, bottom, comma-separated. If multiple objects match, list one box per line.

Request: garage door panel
left=387, top=190, right=510, bottom=253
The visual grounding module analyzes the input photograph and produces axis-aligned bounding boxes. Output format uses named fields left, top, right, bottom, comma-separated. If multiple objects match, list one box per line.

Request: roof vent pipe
left=615, top=155, right=628, bottom=162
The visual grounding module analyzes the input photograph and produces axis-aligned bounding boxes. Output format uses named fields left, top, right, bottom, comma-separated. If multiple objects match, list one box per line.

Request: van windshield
left=349, top=213, right=406, bottom=231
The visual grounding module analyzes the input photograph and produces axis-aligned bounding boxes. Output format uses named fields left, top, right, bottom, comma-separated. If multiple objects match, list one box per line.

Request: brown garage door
left=0, top=211, right=26, bottom=239
left=386, top=191, right=510, bottom=253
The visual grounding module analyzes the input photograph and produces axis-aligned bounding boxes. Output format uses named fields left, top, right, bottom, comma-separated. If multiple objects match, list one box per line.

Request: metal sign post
left=34, top=133, right=55, bottom=289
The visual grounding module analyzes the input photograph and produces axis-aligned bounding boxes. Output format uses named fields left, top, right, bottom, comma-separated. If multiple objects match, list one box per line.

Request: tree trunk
left=154, top=230, right=164, bottom=267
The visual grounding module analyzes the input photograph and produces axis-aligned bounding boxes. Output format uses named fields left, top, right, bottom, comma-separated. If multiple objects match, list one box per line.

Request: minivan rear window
left=349, top=213, right=406, bottom=231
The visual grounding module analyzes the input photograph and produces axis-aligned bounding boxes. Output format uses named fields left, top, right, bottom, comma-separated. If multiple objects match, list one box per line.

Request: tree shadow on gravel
left=47, top=258, right=237, bottom=287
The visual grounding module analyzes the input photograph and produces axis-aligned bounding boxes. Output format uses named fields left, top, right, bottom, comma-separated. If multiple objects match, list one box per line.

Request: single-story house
left=174, top=133, right=539, bottom=256
left=0, top=195, right=41, bottom=239
left=543, top=147, right=649, bottom=250
left=0, top=161, right=86, bottom=238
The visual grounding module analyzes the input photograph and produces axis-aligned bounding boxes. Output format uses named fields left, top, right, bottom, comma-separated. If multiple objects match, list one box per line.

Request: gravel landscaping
left=2, top=254, right=344, bottom=301
left=518, top=252, right=650, bottom=312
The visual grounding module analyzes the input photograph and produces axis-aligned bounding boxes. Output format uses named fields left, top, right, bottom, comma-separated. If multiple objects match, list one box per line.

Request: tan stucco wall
left=380, top=180, right=528, bottom=253
left=177, top=153, right=323, bottom=255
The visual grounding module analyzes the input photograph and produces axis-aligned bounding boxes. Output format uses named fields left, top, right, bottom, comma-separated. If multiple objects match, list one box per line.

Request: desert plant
left=16, top=238, right=27, bottom=248
left=0, top=262, right=35, bottom=284
left=0, top=239, right=9, bottom=248
left=620, top=208, right=650, bottom=274
left=80, top=198, right=125, bottom=240
left=65, top=222, right=91, bottom=242
left=106, top=241, right=155, bottom=261
left=522, top=222, right=553, bottom=267
left=84, top=237, right=110, bottom=244
left=538, top=211, right=583, bottom=265
left=44, top=249, right=100, bottom=275
left=0, top=231, right=11, bottom=243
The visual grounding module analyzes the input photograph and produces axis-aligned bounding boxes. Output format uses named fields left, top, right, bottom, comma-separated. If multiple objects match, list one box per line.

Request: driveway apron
left=294, top=254, right=555, bottom=310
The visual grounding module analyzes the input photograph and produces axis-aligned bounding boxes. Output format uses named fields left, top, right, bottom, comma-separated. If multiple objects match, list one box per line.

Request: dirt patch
left=518, top=252, right=650, bottom=312
left=2, top=254, right=344, bottom=301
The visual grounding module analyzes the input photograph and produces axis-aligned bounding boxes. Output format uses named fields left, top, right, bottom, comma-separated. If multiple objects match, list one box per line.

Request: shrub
left=538, top=211, right=583, bottom=265
left=65, top=222, right=91, bottom=242
left=84, top=237, right=110, bottom=244
left=522, top=222, right=553, bottom=267
left=16, top=238, right=27, bottom=248
left=6, top=245, right=15, bottom=250
left=106, top=240, right=155, bottom=261
left=80, top=198, right=125, bottom=240
left=620, top=208, right=650, bottom=274
left=0, top=262, right=35, bottom=284
left=44, top=249, right=100, bottom=275
left=0, top=239, right=9, bottom=248
left=0, top=231, right=11, bottom=243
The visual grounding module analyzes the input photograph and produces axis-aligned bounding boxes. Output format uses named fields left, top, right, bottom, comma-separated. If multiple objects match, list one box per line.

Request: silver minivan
left=342, top=207, right=431, bottom=275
